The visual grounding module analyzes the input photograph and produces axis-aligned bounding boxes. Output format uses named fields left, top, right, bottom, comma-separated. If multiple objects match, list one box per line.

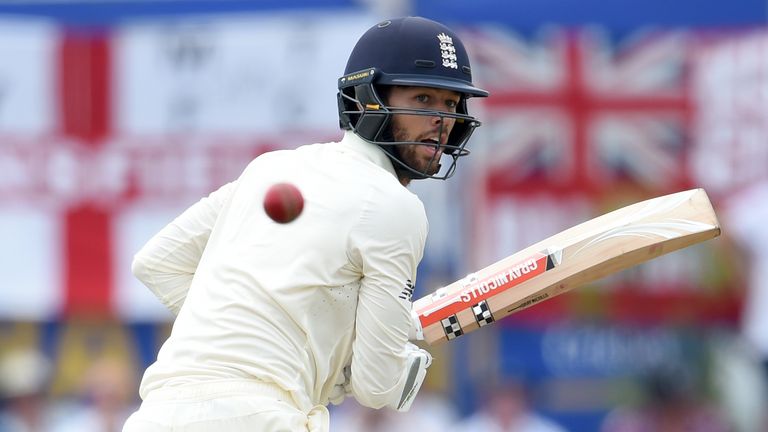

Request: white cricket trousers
left=122, top=379, right=329, bottom=432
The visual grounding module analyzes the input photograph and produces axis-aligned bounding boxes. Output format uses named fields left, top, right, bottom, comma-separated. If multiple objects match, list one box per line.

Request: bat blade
left=412, top=188, right=721, bottom=345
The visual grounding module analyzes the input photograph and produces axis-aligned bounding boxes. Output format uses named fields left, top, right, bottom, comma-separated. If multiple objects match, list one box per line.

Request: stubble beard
left=391, top=125, right=441, bottom=177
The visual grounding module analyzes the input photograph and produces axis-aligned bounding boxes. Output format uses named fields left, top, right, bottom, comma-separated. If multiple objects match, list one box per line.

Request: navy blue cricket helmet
left=337, top=16, right=489, bottom=180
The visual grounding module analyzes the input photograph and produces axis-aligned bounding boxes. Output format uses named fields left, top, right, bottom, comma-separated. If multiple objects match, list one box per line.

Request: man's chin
left=400, top=153, right=441, bottom=176
left=423, top=163, right=441, bottom=176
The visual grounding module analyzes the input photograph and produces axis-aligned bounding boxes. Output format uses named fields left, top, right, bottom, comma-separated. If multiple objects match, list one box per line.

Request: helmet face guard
left=338, top=75, right=481, bottom=180
left=337, top=17, right=489, bottom=181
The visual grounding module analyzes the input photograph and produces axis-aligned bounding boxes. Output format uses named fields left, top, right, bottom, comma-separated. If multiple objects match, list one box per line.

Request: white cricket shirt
left=132, top=131, right=428, bottom=411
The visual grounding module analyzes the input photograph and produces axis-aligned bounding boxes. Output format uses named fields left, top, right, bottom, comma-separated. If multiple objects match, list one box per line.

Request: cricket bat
left=412, top=188, right=721, bottom=345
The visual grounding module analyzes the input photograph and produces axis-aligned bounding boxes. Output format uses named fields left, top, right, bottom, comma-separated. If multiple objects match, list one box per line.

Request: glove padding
left=390, top=342, right=432, bottom=412
left=408, top=309, right=424, bottom=341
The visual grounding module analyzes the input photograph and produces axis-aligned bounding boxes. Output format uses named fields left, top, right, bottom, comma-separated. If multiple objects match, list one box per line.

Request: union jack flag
left=460, top=28, right=693, bottom=195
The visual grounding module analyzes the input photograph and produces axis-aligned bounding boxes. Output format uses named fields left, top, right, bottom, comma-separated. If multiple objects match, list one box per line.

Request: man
left=123, top=16, right=488, bottom=432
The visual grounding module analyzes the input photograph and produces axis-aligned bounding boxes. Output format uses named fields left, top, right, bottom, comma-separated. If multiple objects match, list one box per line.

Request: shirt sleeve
left=131, top=181, right=237, bottom=314
left=346, top=187, right=428, bottom=409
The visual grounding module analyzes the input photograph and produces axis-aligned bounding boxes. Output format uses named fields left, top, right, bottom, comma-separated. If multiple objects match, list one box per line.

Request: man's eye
left=415, top=94, right=429, bottom=103
left=446, top=100, right=458, bottom=108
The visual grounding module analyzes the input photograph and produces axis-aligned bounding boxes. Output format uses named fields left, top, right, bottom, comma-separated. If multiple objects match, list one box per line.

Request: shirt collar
left=339, top=131, right=398, bottom=179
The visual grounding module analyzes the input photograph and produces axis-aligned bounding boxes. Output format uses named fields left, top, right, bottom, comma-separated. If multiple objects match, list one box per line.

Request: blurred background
left=0, top=0, right=766, bottom=431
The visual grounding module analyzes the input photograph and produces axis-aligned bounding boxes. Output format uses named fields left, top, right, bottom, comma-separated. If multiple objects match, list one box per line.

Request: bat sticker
left=472, top=300, right=494, bottom=326
left=441, top=315, right=463, bottom=340
left=416, top=248, right=561, bottom=330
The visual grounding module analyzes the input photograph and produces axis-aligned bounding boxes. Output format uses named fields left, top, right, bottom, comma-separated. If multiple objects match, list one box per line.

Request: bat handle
left=409, top=309, right=424, bottom=341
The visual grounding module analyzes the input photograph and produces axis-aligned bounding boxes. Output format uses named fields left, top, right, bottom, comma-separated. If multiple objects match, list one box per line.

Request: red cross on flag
left=462, top=28, right=693, bottom=196
left=0, top=15, right=368, bottom=321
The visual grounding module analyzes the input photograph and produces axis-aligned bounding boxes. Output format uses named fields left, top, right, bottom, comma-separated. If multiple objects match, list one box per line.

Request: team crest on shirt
left=437, top=33, right=458, bottom=69
left=399, top=280, right=415, bottom=301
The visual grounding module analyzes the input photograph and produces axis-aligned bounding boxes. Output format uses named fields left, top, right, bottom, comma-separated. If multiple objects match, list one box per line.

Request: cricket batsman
left=122, top=16, right=488, bottom=432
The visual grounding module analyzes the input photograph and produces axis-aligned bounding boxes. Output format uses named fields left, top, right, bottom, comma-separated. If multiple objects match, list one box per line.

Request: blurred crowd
left=2, top=343, right=764, bottom=432
left=328, top=367, right=762, bottom=432
left=0, top=348, right=137, bottom=432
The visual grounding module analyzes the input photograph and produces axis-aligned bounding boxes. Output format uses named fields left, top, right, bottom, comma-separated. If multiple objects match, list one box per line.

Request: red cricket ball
left=263, top=182, right=304, bottom=224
